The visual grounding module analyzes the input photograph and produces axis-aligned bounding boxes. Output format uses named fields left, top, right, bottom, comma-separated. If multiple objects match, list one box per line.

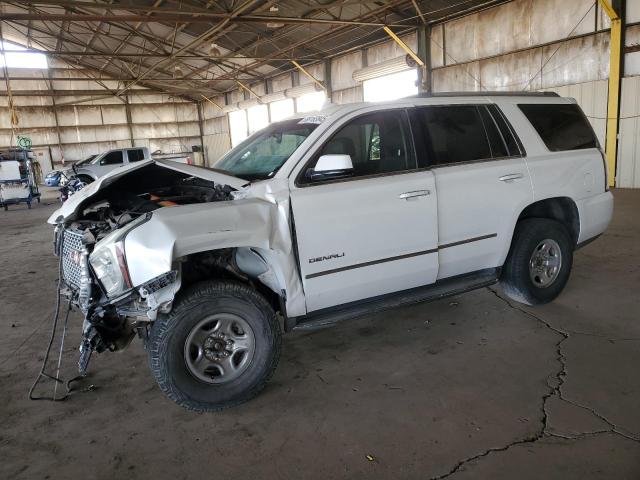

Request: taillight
left=187, top=156, right=193, bottom=165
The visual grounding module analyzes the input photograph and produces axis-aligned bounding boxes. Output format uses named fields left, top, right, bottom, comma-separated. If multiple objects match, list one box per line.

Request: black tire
left=501, top=218, right=573, bottom=306
left=147, top=280, right=281, bottom=412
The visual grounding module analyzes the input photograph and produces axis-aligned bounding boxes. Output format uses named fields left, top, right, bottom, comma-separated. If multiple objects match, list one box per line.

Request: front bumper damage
left=55, top=225, right=181, bottom=374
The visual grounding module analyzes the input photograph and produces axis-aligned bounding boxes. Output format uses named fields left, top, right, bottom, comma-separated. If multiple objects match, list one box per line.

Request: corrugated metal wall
left=430, top=0, right=613, bottom=92
left=0, top=59, right=202, bottom=164
left=617, top=77, right=640, bottom=188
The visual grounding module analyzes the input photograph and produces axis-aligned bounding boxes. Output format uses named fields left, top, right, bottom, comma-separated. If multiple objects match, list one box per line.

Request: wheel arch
left=516, top=196, right=580, bottom=246
left=178, top=246, right=287, bottom=314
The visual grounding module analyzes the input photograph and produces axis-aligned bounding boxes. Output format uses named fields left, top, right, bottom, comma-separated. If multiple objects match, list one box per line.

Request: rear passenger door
left=410, top=104, right=533, bottom=279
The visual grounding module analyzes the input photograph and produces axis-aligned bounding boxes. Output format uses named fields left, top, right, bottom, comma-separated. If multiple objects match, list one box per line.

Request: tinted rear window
left=518, top=103, right=598, bottom=151
left=487, top=104, right=523, bottom=156
left=413, top=106, right=492, bottom=165
left=478, top=106, right=509, bottom=158
left=128, top=149, right=145, bottom=162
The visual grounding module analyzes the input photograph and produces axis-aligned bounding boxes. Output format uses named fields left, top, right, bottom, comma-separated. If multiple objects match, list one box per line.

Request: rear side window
left=128, top=148, right=145, bottom=162
left=412, top=106, right=492, bottom=165
left=100, top=151, right=123, bottom=165
left=487, top=105, right=523, bottom=157
left=518, top=103, right=598, bottom=151
left=478, top=107, right=509, bottom=158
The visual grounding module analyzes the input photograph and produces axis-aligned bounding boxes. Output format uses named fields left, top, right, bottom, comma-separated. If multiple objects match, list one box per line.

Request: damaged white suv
left=49, top=93, right=613, bottom=411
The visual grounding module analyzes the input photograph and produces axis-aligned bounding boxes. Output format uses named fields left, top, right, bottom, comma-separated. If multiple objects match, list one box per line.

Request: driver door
left=290, top=109, right=439, bottom=313
left=93, top=150, right=124, bottom=177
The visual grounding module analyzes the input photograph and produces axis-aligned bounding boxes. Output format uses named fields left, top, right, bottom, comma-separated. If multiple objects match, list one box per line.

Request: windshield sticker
left=299, top=115, right=326, bottom=125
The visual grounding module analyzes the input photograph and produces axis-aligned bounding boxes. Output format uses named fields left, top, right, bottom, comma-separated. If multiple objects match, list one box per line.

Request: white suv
left=48, top=92, right=613, bottom=411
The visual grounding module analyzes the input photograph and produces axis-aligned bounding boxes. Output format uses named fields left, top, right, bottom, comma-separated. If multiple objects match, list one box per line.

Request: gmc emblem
left=67, top=250, right=82, bottom=266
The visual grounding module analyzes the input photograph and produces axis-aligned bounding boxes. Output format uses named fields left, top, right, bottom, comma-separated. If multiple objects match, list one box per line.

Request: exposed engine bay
left=65, top=166, right=234, bottom=235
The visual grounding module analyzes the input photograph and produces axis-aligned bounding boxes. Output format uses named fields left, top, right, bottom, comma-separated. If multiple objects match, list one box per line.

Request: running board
left=289, top=268, right=499, bottom=332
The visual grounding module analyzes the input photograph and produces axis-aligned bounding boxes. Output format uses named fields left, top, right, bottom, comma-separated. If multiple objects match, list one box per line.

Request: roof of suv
left=276, top=91, right=572, bottom=127
left=308, top=91, right=569, bottom=118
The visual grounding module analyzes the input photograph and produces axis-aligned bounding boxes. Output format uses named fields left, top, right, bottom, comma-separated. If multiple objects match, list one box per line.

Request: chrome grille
left=61, top=228, right=85, bottom=289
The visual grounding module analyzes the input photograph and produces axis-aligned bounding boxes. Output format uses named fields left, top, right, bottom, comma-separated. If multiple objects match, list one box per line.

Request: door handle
left=398, top=190, right=430, bottom=200
left=499, top=173, right=524, bottom=182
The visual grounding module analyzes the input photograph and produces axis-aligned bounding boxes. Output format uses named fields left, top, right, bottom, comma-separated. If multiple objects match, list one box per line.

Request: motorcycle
left=58, top=165, right=87, bottom=203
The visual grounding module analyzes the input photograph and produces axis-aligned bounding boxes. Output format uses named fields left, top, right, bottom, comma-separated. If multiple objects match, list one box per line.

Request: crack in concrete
left=429, top=288, right=639, bottom=480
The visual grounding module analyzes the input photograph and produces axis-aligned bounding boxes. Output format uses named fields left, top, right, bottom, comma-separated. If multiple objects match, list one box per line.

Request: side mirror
left=99, top=158, right=107, bottom=166
left=308, top=154, right=353, bottom=181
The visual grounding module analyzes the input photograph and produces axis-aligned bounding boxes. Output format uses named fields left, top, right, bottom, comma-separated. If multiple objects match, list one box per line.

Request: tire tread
left=501, top=218, right=573, bottom=306
left=147, top=280, right=281, bottom=412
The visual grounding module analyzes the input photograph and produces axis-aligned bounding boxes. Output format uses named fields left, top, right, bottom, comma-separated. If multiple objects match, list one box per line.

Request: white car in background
left=48, top=92, right=613, bottom=411
left=69, top=147, right=194, bottom=183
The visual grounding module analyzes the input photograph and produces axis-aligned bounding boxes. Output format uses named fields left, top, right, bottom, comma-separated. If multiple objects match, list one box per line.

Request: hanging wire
left=28, top=238, right=84, bottom=402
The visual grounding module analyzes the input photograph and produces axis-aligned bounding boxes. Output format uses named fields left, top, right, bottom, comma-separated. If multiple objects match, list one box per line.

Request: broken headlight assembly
left=89, top=214, right=150, bottom=297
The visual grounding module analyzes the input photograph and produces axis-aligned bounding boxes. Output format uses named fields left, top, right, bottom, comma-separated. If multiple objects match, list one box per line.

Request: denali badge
left=309, top=252, right=345, bottom=264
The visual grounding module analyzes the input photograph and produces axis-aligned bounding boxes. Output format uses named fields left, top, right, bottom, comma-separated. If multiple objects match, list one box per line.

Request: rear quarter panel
left=498, top=100, right=608, bottom=244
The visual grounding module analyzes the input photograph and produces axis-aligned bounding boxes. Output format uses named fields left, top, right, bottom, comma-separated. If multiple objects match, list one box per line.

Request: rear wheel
left=147, top=280, right=281, bottom=412
left=501, top=218, right=573, bottom=305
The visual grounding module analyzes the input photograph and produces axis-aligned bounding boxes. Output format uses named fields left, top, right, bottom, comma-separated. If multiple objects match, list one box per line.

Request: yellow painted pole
left=236, top=80, right=261, bottom=100
left=291, top=60, right=327, bottom=92
left=598, top=0, right=621, bottom=187
left=201, top=94, right=223, bottom=110
left=383, top=26, right=425, bottom=67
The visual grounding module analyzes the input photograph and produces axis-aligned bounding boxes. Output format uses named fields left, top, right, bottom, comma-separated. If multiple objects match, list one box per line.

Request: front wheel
left=501, top=218, right=573, bottom=305
left=147, top=281, right=281, bottom=412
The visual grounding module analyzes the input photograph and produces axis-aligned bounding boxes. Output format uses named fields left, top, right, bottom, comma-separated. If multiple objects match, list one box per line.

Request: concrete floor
left=1, top=189, right=639, bottom=479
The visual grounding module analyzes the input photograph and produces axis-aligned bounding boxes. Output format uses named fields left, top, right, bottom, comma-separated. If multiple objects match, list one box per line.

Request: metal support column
left=196, top=100, right=207, bottom=166
left=598, top=0, right=624, bottom=187
left=46, top=70, right=65, bottom=164
left=417, top=25, right=431, bottom=93
left=124, top=96, right=134, bottom=147
left=324, top=58, right=332, bottom=102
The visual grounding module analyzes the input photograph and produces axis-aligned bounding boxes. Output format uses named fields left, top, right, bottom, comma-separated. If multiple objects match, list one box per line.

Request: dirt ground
left=1, top=188, right=639, bottom=480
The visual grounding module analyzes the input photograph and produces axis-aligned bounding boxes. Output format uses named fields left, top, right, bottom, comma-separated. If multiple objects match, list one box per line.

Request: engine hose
left=28, top=238, right=84, bottom=401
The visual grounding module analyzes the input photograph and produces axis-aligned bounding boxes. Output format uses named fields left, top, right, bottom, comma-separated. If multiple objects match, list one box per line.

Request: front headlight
left=89, top=214, right=149, bottom=297
left=90, top=241, right=131, bottom=297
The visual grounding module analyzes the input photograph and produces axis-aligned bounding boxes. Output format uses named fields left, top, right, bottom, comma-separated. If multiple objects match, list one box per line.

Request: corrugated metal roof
left=0, top=0, right=507, bottom=100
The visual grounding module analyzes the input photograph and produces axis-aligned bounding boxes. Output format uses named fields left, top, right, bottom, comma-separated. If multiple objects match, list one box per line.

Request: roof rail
left=414, top=91, right=560, bottom=98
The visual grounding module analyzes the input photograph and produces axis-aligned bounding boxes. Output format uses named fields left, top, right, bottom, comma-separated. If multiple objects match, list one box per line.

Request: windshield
left=214, top=119, right=318, bottom=180
left=77, top=154, right=97, bottom=166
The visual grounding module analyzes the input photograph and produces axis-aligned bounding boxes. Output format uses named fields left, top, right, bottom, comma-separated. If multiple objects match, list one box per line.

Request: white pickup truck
left=69, top=146, right=194, bottom=183
left=48, top=92, right=613, bottom=411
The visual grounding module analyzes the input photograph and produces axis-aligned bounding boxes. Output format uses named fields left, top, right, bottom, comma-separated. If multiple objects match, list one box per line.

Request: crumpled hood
left=47, top=159, right=248, bottom=224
